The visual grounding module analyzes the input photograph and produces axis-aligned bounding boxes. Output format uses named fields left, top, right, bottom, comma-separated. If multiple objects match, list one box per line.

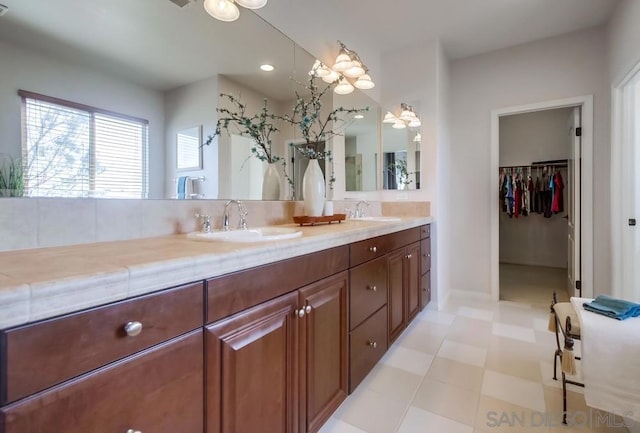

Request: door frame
left=490, top=95, right=594, bottom=302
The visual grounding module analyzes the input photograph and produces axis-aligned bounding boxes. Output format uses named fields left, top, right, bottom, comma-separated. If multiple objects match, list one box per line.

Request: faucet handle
left=194, top=212, right=212, bottom=233
left=237, top=201, right=249, bottom=230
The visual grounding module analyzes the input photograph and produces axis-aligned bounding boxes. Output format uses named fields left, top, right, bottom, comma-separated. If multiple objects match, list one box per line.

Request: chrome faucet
left=194, top=213, right=212, bottom=233
left=354, top=200, right=370, bottom=218
left=222, top=200, right=248, bottom=231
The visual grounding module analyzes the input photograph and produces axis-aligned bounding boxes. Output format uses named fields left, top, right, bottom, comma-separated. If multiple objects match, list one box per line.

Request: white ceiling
left=257, top=0, right=620, bottom=76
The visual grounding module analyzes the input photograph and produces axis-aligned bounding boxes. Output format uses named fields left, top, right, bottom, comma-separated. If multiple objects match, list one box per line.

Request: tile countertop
left=0, top=217, right=432, bottom=330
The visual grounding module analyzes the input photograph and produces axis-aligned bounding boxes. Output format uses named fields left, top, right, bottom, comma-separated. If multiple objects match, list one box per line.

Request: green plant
left=281, top=70, right=368, bottom=160
left=204, top=94, right=282, bottom=164
left=0, top=154, right=25, bottom=197
left=388, top=159, right=414, bottom=187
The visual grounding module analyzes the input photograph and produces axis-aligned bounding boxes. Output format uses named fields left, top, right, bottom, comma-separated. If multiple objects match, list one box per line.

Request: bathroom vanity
left=0, top=218, right=432, bottom=433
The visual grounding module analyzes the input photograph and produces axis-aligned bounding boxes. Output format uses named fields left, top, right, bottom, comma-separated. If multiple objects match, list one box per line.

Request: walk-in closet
left=498, top=107, right=580, bottom=307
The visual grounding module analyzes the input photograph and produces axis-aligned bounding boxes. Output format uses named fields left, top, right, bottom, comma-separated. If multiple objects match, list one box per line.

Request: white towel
left=571, top=297, right=640, bottom=422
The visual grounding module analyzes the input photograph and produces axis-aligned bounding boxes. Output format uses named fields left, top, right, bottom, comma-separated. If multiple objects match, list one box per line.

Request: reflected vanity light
left=384, top=103, right=421, bottom=128
left=354, top=114, right=365, bottom=119
left=204, top=0, right=266, bottom=22
left=260, top=64, right=274, bottom=72
left=309, top=41, right=375, bottom=94
left=413, top=133, right=422, bottom=142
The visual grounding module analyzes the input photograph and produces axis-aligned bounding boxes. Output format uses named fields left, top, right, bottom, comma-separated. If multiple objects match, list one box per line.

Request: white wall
left=450, top=27, right=609, bottom=295
left=0, top=39, right=166, bottom=198
left=607, top=0, right=640, bottom=86
left=164, top=75, right=219, bottom=199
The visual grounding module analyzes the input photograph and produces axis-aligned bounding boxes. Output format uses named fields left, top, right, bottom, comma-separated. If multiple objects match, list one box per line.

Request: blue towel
left=177, top=176, right=188, bottom=199
left=583, top=295, right=640, bottom=320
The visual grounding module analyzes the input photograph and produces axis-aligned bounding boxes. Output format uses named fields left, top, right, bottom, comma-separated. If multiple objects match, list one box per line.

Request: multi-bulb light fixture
left=203, top=0, right=267, bottom=22
left=310, top=41, right=375, bottom=95
left=383, top=103, right=421, bottom=129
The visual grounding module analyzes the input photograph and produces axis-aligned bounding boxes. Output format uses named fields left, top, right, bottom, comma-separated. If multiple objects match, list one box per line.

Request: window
left=20, top=90, right=149, bottom=198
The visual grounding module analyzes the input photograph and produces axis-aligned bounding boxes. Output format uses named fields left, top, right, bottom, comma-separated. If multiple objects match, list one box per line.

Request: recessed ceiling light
left=260, top=64, right=274, bottom=72
left=354, top=114, right=364, bottom=119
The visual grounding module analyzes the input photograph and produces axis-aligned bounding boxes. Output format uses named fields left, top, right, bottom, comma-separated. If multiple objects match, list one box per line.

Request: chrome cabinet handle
left=127, top=429, right=141, bottom=433
left=406, top=254, right=413, bottom=259
left=296, top=308, right=306, bottom=318
left=369, top=246, right=377, bottom=253
left=367, top=285, right=377, bottom=292
left=124, top=321, right=143, bottom=337
left=367, top=341, right=377, bottom=349
left=305, top=305, right=312, bottom=314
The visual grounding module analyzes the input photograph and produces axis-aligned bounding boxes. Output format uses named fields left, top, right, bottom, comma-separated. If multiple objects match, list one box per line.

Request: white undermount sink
left=352, top=216, right=402, bottom=222
left=187, top=227, right=302, bottom=243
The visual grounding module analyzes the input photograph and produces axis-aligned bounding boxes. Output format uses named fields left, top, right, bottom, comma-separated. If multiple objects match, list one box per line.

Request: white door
left=567, top=107, right=582, bottom=297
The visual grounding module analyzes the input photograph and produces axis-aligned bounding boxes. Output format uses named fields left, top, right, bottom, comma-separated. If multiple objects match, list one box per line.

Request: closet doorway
left=490, top=96, right=593, bottom=307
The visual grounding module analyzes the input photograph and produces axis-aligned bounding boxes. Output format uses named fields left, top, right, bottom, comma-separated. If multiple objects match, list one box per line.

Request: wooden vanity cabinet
left=205, top=271, right=349, bottom=433
left=387, top=242, right=421, bottom=344
left=1, top=330, right=204, bottom=433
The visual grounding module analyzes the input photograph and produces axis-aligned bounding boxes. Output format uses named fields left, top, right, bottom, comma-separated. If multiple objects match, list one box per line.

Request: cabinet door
left=1, top=331, right=203, bottom=433
left=406, top=242, right=421, bottom=323
left=299, top=272, right=348, bottom=433
left=387, top=249, right=406, bottom=344
left=206, top=292, right=299, bottom=433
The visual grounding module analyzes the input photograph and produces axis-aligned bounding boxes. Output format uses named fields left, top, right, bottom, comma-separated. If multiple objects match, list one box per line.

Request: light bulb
left=354, top=74, right=375, bottom=90
left=343, top=61, right=365, bottom=78
left=322, top=69, right=340, bottom=84
left=334, top=81, right=355, bottom=95
left=204, top=0, right=240, bottom=21
left=408, top=119, right=421, bottom=128
left=399, top=109, right=414, bottom=121
left=235, top=0, right=268, bottom=9
left=333, top=53, right=353, bottom=72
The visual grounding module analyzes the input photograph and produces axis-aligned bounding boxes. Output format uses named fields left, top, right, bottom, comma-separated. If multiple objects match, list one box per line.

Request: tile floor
left=319, top=294, right=632, bottom=433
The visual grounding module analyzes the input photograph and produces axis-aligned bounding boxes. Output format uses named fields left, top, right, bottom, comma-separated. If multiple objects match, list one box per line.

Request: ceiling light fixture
left=260, top=64, right=274, bottom=72
left=354, top=114, right=365, bottom=119
left=384, top=103, right=422, bottom=128
left=203, top=0, right=267, bottom=22
left=309, top=41, right=375, bottom=95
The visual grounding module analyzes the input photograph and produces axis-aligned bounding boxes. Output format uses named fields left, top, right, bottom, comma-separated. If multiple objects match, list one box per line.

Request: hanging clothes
left=505, top=174, right=514, bottom=217
left=552, top=171, right=564, bottom=213
left=527, top=175, right=534, bottom=215
left=513, top=175, right=522, bottom=218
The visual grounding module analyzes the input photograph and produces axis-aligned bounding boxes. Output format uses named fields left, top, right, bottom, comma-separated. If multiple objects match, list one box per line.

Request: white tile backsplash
left=0, top=199, right=427, bottom=252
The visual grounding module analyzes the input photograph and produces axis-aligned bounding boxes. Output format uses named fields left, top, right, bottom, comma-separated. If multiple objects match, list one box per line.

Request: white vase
left=303, top=159, right=325, bottom=216
left=262, top=163, right=281, bottom=200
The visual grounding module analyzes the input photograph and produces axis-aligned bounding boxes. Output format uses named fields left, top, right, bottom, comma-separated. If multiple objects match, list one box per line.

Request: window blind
left=20, top=90, right=149, bottom=198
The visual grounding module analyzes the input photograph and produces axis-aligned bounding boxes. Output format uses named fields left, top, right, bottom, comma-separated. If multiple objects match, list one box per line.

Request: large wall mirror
left=0, top=0, right=328, bottom=200
left=382, top=103, right=422, bottom=191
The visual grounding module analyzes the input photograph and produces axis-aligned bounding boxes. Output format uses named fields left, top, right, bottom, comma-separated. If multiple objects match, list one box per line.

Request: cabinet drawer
left=2, top=281, right=204, bottom=404
left=350, top=236, right=391, bottom=266
left=207, top=246, right=348, bottom=323
left=420, top=224, right=431, bottom=239
left=350, top=228, right=420, bottom=267
left=349, top=257, right=387, bottom=330
left=1, top=330, right=204, bottom=433
left=421, top=238, right=431, bottom=274
left=349, top=306, right=388, bottom=393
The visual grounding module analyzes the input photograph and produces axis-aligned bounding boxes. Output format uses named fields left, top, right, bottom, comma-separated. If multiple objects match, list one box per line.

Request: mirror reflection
left=382, top=104, right=422, bottom=190
left=0, top=0, right=300, bottom=199
left=342, top=90, right=381, bottom=192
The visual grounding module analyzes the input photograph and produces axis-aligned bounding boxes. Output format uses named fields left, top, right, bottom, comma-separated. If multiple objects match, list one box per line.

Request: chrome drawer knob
left=297, top=308, right=306, bottom=318
left=406, top=254, right=413, bottom=259
left=305, top=305, right=312, bottom=314
left=369, top=246, right=377, bottom=253
left=367, top=285, right=377, bottom=292
left=124, top=321, right=143, bottom=337
left=127, top=430, right=142, bottom=433
left=367, top=341, right=377, bottom=349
